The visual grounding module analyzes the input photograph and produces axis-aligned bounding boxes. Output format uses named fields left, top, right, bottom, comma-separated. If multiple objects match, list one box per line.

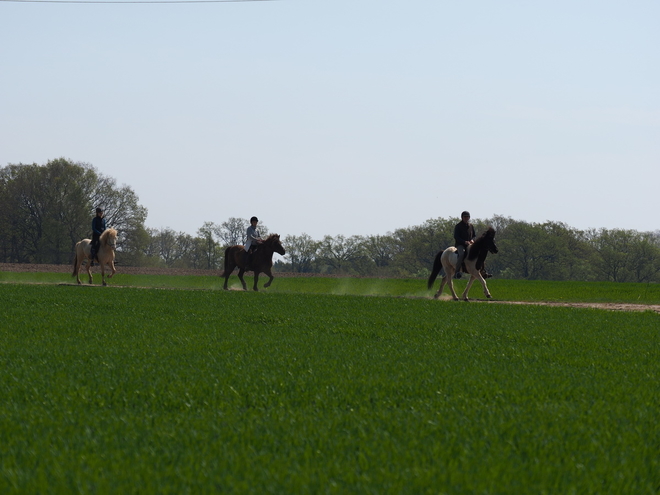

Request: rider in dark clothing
left=90, top=207, right=106, bottom=265
left=453, top=211, right=475, bottom=279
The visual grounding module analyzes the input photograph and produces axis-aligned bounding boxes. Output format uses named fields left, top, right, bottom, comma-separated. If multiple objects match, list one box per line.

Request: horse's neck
left=473, top=243, right=489, bottom=269
left=468, top=241, right=485, bottom=259
left=470, top=238, right=485, bottom=253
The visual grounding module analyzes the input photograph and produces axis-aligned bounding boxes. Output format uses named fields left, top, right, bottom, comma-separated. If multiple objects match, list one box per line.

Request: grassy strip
left=1, top=269, right=659, bottom=304
left=0, top=284, right=658, bottom=493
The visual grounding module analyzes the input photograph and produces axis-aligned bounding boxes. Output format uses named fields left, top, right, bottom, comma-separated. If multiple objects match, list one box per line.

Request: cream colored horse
left=72, top=228, right=118, bottom=286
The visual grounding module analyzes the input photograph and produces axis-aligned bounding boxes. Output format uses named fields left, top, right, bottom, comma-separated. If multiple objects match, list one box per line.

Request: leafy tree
left=362, top=234, right=396, bottom=269
left=628, top=232, right=660, bottom=283
left=197, top=222, right=222, bottom=270
left=170, top=233, right=196, bottom=269
left=282, top=233, right=319, bottom=273
left=588, top=229, right=660, bottom=283
left=391, top=218, right=455, bottom=276
left=0, top=161, right=87, bottom=263
left=0, top=158, right=147, bottom=264
left=118, top=224, right=154, bottom=267
left=589, top=229, right=634, bottom=282
left=155, top=228, right=180, bottom=267
left=317, top=235, right=367, bottom=274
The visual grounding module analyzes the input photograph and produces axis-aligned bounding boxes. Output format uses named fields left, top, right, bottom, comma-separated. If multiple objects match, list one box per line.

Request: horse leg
left=108, top=258, right=116, bottom=279
left=445, top=263, right=460, bottom=301
left=461, top=275, right=477, bottom=301
left=434, top=275, right=448, bottom=299
left=252, top=271, right=259, bottom=292
left=476, top=272, right=492, bottom=299
left=101, top=264, right=107, bottom=286
left=223, top=255, right=237, bottom=290
left=462, top=267, right=491, bottom=300
left=446, top=276, right=460, bottom=301
left=86, top=257, right=93, bottom=284
left=223, top=262, right=233, bottom=290
left=263, top=269, right=274, bottom=288
left=237, top=268, right=248, bottom=291
left=72, top=253, right=83, bottom=285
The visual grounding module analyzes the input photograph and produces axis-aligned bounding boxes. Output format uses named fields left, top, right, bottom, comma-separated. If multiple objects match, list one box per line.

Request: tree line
left=2, top=159, right=659, bottom=283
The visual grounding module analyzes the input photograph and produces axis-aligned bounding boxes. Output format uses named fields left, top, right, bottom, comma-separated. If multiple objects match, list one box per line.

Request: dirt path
left=2, top=263, right=659, bottom=314
left=479, top=299, right=660, bottom=314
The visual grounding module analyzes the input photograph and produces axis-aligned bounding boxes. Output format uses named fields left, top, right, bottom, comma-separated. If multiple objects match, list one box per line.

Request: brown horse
left=72, top=228, right=118, bottom=286
left=427, top=227, right=498, bottom=301
left=222, top=234, right=285, bottom=291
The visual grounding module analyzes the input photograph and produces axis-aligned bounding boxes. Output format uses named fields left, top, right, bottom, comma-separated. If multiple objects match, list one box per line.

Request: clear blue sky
left=2, top=0, right=658, bottom=239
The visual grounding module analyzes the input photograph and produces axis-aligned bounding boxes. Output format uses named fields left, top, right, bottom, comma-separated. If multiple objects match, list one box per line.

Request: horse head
left=484, top=227, right=498, bottom=254
left=101, top=228, right=118, bottom=250
left=266, top=234, right=286, bottom=256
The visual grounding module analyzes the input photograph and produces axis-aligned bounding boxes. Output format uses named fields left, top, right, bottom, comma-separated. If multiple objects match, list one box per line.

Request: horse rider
left=90, top=207, right=106, bottom=266
left=244, top=216, right=263, bottom=269
left=453, top=211, right=475, bottom=279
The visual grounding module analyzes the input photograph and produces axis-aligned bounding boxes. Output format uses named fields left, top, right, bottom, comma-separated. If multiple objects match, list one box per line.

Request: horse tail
left=71, top=245, right=79, bottom=277
left=427, top=250, right=444, bottom=289
left=221, top=246, right=232, bottom=277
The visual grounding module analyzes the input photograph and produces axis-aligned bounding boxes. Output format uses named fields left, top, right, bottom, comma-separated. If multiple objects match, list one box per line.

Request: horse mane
left=263, top=234, right=280, bottom=244
left=100, top=228, right=118, bottom=243
left=467, top=227, right=496, bottom=267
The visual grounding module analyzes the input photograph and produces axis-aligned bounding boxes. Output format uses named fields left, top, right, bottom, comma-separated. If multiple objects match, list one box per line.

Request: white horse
left=427, top=227, right=498, bottom=301
left=72, top=228, right=118, bottom=286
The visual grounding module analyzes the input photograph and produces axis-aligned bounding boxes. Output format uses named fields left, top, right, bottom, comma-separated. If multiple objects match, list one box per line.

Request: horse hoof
left=486, top=295, right=492, bottom=299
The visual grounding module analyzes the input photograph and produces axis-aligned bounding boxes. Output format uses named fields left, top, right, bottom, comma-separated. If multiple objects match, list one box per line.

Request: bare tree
left=317, top=235, right=366, bottom=274
left=214, top=217, right=247, bottom=247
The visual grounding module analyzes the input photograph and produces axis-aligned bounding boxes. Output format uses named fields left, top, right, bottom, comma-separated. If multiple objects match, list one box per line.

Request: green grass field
left=0, top=273, right=659, bottom=493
